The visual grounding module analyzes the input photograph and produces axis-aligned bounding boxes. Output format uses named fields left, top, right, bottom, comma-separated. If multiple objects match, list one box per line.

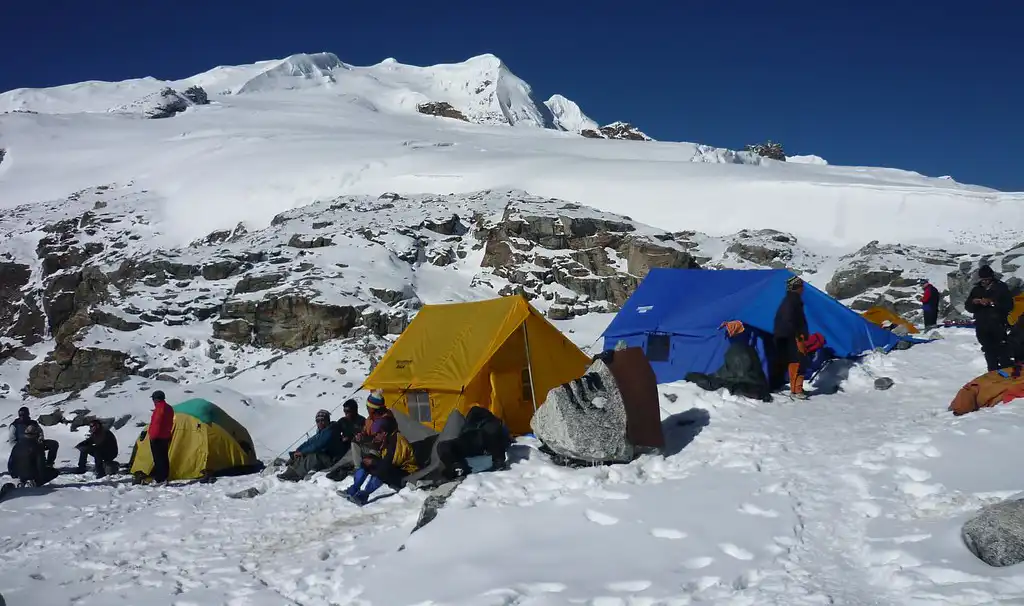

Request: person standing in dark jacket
left=965, top=265, right=1014, bottom=371
left=773, top=275, right=810, bottom=399
left=919, top=280, right=940, bottom=329
left=75, top=419, right=119, bottom=478
left=148, top=390, right=175, bottom=484
left=8, top=425, right=59, bottom=487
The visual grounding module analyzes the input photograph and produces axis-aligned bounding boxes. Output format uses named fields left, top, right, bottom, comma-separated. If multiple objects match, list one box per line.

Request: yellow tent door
left=1010, top=295, right=1024, bottom=326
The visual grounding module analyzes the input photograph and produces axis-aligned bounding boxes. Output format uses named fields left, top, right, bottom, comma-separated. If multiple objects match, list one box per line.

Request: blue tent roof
left=603, top=269, right=917, bottom=382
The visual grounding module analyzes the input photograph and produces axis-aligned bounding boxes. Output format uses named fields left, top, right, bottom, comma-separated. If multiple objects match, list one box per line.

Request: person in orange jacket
left=148, top=390, right=175, bottom=484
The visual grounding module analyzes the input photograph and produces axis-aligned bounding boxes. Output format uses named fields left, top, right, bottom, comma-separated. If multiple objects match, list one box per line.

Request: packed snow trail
left=3, top=330, right=1024, bottom=605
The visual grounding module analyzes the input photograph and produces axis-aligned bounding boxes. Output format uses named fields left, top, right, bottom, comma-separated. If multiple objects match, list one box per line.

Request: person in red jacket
left=148, top=390, right=175, bottom=484
left=919, top=279, right=940, bottom=329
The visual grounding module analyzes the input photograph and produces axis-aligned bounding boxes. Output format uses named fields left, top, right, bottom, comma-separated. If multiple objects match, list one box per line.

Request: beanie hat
left=367, top=390, right=385, bottom=410
left=786, top=275, right=804, bottom=291
left=151, top=390, right=166, bottom=401
left=978, top=265, right=995, bottom=279
left=315, top=409, right=330, bottom=422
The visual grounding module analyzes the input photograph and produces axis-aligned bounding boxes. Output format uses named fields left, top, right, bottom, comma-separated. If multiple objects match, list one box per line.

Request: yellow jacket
left=382, top=433, right=419, bottom=474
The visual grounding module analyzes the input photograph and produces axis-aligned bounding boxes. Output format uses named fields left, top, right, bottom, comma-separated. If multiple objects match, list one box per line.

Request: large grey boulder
left=531, top=357, right=633, bottom=464
left=962, top=497, right=1024, bottom=566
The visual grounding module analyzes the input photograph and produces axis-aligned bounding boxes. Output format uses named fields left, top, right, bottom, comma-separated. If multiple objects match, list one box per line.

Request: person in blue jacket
left=277, top=409, right=348, bottom=482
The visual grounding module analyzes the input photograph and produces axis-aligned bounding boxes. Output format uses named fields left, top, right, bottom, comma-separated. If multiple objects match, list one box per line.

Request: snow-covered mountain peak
left=545, top=94, right=599, bottom=133
left=232, top=52, right=348, bottom=94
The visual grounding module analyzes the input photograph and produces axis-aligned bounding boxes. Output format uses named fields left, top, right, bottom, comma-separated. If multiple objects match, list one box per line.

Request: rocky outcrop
left=826, top=241, right=959, bottom=316
left=182, top=85, right=210, bottom=105
left=581, top=122, right=652, bottom=141
left=215, top=293, right=367, bottom=350
left=946, top=244, right=1024, bottom=313
left=27, top=344, right=132, bottom=396
left=478, top=201, right=697, bottom=314
left=416, top=102, right=469, bottom=122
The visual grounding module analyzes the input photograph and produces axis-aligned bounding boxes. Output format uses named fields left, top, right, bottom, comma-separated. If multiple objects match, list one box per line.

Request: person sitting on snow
left=352, top=390, right=393, bottom=451
left=343, top=415, right=420, bottom=506
left=324, top=394, right=389, bottom=482
left=75, top=419, right=119, bottom=478
left=277, top=409, right=348, bottom=482
left=8, top=407, right=59, bottom=468
left=337, top=399, right=366, bottom=448
left=8, top=424, right=60, bottom=487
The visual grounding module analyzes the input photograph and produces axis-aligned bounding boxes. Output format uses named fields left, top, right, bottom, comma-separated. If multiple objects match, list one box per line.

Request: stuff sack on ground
left=685, top=326, right=774, bottom=401
left=531, top=347, right=664, bottom=466
left=948, top=364, right=1024, bottom=416
left=391, top=406, right=512, bottom=489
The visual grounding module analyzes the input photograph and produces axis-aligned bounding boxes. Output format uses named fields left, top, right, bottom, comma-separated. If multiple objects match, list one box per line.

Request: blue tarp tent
left=602, top=268, right=920, bottom=385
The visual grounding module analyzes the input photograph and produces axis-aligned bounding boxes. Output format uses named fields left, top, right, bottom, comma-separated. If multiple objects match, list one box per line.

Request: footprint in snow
left=605, top=580, right=652, bottom=592
left=737, top=503, right=779, bottom=518
left=896, top=467, right=932, bottom=482
left=516, top=582, right=566, bottom=594
left=584, top=509, right=619, bottom=526
left=718, top=543, right=754, bottom=561
left=650, top=528, right=687, bottom=540
left=682, top=556, right=714, bottom=570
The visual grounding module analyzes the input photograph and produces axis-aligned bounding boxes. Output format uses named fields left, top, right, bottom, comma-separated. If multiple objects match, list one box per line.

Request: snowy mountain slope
left=1, top=94, right=1018, bottom=254
left=0, top=52, right=567, bottom=131
left=545, top=93, right=599, bottom=133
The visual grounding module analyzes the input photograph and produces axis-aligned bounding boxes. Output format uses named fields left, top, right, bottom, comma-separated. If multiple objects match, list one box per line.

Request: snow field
left=3, top=328, right=1024, bottom=605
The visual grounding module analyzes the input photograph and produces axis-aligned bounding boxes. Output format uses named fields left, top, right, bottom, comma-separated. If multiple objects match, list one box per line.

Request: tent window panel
left=522, top=368, right=532, bottom=401
left=408, top=391, right=432, bottom=423
left=646, top=333, right=671, bottom=362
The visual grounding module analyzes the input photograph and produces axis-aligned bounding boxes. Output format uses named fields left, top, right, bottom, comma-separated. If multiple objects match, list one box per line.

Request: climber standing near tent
left=919, top=279, right=941, bottom=329
left=773, top=275, right=810, bottom=399
left=148, top=391, right=175, bottom=485
left=965, top=265, right=1014, bottom=372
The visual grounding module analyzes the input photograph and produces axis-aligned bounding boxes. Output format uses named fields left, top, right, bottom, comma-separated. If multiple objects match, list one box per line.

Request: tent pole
left=523, top=322, right=539, bottom=413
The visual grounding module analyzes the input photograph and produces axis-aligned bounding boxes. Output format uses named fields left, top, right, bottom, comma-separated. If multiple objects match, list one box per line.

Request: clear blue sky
left=3, top=1, right=1021, bottom=191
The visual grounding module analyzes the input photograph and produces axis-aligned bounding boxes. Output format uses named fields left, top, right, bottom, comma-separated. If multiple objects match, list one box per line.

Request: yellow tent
left=1011, top=295, right=1024, bottom=326
left=130, top=398, right=262, bottom=481
left=860, top=306, right=919, bottom=334
left=362, top=295, right=591, bottom=435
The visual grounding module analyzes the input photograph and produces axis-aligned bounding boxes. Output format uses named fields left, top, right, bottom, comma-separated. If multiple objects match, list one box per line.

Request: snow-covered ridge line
left=0, top=51, right=605, bottom=134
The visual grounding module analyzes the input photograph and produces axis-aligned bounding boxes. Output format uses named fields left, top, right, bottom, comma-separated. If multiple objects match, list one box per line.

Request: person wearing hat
left=773, top=275, right=810, bottom=399
left=7, top=406, right=58, bottom=467
left=918, top=279, right=941, bottom=330
left=343, top=414, right=419, bottom=506
left=7, top=423, right=59, bottom=487
left=277, top=409, right=349, bottom=482
left=965, top=265, right=1014, bottom=371
left=147, top=390, right=175, bottom=484
left=353, top=390, right=394, bottom=450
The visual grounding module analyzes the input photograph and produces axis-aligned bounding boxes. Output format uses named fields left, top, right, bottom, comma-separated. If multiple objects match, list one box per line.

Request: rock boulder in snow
left=416, top=102, right=468, bottom=122
left=182, top=85, right=209, bottom=105
left=581, top=122, right=653, bottom=141
left=531, top=357, right=634, bottom=464
left=962, top=497, right=1024, bottom=567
